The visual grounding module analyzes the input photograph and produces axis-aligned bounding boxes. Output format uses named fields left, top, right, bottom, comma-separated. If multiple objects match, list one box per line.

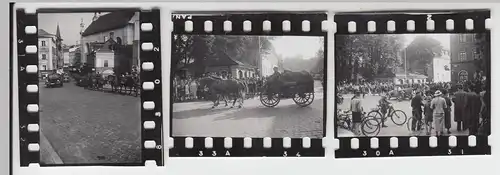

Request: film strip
left=15, top=8, right=163, bottom=166
left=334, top=10, right=491, bottom=158
left=169, top=12, right=327, bottom=157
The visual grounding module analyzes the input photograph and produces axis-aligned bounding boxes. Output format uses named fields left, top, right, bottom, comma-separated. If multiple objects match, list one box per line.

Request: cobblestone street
left=172, top=81, right=325, bottom=138
left=39, top=82, right=141, bottom=164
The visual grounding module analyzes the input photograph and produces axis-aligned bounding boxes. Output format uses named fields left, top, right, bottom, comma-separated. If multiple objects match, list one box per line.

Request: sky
left=38, top=13, right=103, bottom=46
left=403, top=33, right=451, bottom=50
left=269, top=36, right=323, bottom=59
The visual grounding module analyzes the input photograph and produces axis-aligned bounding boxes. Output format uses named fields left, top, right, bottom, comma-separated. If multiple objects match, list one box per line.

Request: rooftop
left=81, top=10, right=137, bottom=37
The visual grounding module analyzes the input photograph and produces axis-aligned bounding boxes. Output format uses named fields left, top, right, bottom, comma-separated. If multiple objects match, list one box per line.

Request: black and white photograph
left=335, top=33, right=491, bottom=138
left=37, top=10, right=142, bottom=165
left=171, top=34, right=325, bottom=139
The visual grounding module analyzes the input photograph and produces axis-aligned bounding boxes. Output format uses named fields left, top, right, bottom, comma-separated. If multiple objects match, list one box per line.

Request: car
left=45, top=74, right=63, bottom=88
left=63, top=74, right=71, bottom=83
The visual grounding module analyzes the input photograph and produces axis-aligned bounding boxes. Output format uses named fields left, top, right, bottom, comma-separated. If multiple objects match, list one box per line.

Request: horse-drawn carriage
left=260, top=70, right=316, bottom=107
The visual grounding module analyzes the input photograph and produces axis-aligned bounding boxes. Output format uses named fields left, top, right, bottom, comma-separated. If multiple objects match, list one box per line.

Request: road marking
left=40, top=130, right=64, bottom=164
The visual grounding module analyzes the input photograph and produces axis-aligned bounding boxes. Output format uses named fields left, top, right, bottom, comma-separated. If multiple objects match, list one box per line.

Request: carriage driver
left=270, top=66, right=281, bottom=80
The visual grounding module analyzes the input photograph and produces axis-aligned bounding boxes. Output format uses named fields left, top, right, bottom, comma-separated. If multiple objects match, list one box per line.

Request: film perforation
left=16, top=9, right=40, bottom=166
left=335, top=10, right=491, bottom=158
left=140, top=9, right=163, bottom=166
left=14, top=7, right=163, bottom=166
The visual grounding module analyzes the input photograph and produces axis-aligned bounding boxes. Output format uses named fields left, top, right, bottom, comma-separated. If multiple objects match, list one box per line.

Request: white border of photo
left=11, top=2, right=498, bottom=175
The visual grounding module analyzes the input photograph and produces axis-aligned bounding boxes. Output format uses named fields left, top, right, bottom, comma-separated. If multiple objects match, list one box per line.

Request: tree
left=335, top=34, right=405, bottom=82
left=404, top=36, right=444, bottom=77
left=172, top=35, right=275, bottom=76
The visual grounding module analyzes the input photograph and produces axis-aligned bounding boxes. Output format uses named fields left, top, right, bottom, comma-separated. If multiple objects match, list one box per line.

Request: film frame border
left=333, top=10, right=491, bottom=158
left=169, top=12, right=328, bottom=157
left=15, top=8, right=164, bottom=166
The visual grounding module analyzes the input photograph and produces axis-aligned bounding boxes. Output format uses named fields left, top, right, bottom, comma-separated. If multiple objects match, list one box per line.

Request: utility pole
left=404, top=47, right=408, bottom=83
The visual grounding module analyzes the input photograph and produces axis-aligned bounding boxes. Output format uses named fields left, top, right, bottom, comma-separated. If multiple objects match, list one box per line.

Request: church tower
left=80, top=18, right=86, bottom=65
left=55, top=23, right=63, bottom=69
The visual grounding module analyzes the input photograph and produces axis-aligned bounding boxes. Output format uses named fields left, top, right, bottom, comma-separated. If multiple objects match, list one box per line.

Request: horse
left=198, top=77, right=247, bottom=108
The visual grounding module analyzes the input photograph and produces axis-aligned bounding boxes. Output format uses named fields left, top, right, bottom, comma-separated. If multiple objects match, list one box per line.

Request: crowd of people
left=172, top=72, right=265, bottom=102
left=342, top=78, right=490, bottom=136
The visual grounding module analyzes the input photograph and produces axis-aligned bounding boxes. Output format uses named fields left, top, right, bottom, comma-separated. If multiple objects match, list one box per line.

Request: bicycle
left=337, top=109, right=381, bottom=137
left=367, top=104, right=407, bottom=126
left=406, top=114, right=431, bottom=136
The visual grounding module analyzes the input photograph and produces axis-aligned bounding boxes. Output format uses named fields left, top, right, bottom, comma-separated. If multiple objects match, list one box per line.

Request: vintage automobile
left=260, top=70, right=316, bottom=107
left=45, top=73, right=63, bottom=88
left=62, top=73, right=71, bottom=83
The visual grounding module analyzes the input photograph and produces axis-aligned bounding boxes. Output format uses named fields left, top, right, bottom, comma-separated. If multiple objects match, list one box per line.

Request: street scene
left=38, top=11, right=142, bottom=164
left=336, top=33, right=490, bottom=137
left=171, top=35, right=325, bottom=138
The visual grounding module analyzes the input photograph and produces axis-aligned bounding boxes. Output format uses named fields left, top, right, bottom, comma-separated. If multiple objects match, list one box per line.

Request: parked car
left=45, top=73, right=63, bottom=88
left=63, top=73, right=71, bottom=83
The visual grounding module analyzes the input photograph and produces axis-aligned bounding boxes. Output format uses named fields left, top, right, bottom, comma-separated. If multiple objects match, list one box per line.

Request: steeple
left=79, top=18, right=85, bottom=35
left=55, top=23, right=62, bottom=50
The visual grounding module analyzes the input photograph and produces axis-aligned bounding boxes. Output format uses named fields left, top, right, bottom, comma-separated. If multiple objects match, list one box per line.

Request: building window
left=459, top=35, right=467, bottom=43
left=459, top=51, right=467, bottom=61
left=458, top=70, right=468, bottom=83
left=42, top=65, right=47, bottom=70
left=41, top=54, right=46, bottom=60
left=104, top=60, right=109, bottom=67
left=41, top=41, right=46, bottom=46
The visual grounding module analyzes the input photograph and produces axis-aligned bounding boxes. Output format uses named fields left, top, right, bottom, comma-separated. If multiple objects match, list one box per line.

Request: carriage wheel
left=293, top=92, right=315, bottom=107
left=260, top=92, right=280, bottom=107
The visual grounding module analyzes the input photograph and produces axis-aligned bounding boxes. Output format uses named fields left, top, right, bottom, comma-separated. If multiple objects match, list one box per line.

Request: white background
left=8, top=2, right=499, bottom=175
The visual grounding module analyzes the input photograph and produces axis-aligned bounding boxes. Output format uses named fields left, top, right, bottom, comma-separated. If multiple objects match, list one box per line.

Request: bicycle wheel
left=391, top=110, right=407, bottom=126
left=361, top=117, right=381, bottom=137
left=367, top=111, right=383, bottom=124
left=406, top=117, right=424, bottom=136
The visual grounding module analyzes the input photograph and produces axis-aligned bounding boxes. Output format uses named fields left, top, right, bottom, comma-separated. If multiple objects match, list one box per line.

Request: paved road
left=337, top=94, right=469, bottom=137
left=39, top=81, right=141, bottom=165
left=172, top=81, right=325, bottom=138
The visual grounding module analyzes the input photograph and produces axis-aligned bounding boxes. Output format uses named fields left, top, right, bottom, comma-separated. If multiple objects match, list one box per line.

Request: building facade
left=450, top=34, right=483, bottom=84
left=433, top=50, right=451, bottom=83
left=38, top=29, right=56, bottom=71
left=63, top=47, right=70, bottom=67
left=80, top=11, right=140, bottom=75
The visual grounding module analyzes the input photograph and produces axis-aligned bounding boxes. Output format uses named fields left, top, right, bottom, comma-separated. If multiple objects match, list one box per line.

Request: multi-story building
left=433, top=50, right=451, bottom=83
left=80, top=10, right=140, bottom=75
left=450, top=34, right=485, bottom=84
left=38, top=29, right=56, bottom=71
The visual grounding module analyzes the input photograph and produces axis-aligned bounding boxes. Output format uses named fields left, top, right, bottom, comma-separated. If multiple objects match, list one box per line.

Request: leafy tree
left=404, top=36, right=444, bottom=77
left=335, top=34, right=405, bottom=83
left=172, top=35, right=275, bottom=77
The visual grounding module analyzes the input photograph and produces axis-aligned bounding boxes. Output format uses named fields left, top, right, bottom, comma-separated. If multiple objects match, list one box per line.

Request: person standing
left=350, top=92, right=364, bottom=136
left=452, top=85, right=468, bottom=131
left=424, top=96, right=433, bottom=135
left=411, top=91, right=424, bottom=133
left=443, top=90, right=452, bottom=134
left=431, top=90, right=447, bottom=136
left=378, top=96, right=390, bottom=128
left=465, top=86, right=482, bottom=135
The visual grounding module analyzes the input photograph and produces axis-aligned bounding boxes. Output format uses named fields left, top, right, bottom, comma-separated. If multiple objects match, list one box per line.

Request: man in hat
left=431, top=90, right=447, bottom=136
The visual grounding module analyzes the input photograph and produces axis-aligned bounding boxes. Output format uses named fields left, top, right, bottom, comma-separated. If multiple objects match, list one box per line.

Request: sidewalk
left=39, top=130, right=63, bottom=164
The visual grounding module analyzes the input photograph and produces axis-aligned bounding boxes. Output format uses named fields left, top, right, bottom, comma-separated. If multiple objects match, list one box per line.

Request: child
left=378, top=96, right=390, bottom=127
left=424, top=96, right=433, bottom=135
